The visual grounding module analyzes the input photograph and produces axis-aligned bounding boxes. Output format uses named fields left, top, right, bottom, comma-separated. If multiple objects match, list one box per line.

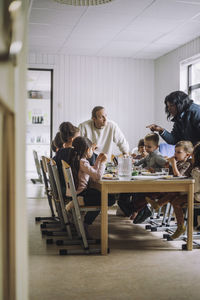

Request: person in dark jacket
left=147, top=91, right=200, bottom=145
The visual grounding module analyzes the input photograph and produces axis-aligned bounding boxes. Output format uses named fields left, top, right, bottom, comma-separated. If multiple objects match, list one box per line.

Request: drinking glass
left=162, top=168, right=169, bottom=175
left=118, top=156, right=132, bottom=179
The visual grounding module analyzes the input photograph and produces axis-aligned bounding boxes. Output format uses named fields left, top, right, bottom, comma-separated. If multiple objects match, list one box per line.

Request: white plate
left=141, top=172, right=163, bottom=176
left=102, top=175, right=119, bottom=180
left=162, top=175, right=187, bottom=180
left=132, top=175, right=164, bottom=180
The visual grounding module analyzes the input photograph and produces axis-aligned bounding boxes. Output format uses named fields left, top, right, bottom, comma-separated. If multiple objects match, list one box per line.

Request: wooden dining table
left=93, top=177, right=195, bottom=255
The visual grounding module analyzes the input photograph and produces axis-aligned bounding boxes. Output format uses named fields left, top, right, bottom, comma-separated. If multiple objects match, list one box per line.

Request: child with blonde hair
left=146, top=140, right=194, bottom=238
left=169, top=142, right=200, bottom=239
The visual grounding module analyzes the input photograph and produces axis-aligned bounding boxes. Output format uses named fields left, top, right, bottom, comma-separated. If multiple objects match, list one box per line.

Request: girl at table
left=68, top=136, right=116, bottom=235
left=54, top=122, right=80, bottom=195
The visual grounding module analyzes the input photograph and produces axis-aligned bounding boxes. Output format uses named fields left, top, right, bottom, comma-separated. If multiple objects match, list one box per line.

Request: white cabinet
left=26, top=69, right=52, bottom=173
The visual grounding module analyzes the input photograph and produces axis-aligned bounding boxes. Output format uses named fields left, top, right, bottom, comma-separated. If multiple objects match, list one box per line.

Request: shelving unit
left=26, top=69, right=53, bottom=173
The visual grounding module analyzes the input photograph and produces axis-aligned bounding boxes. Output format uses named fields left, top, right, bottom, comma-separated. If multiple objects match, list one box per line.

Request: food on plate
left=102, top=173, right=119, bottom=180
left=102, top=173, right=113, bottom=178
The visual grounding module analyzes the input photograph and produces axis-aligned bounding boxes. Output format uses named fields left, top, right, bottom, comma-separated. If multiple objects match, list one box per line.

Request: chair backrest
left=62, top=160, right=78, bottom=204
left=50, top=158, right=72, bottom=238
left=41, top=156, right=49, bottom=190
left=46, top=157, right=59, bottom=201
left=33, top=150, right=43, bottom=183
left=62, top=160, right=88, bottom=246
left=159, top=143, right=175, bottom=157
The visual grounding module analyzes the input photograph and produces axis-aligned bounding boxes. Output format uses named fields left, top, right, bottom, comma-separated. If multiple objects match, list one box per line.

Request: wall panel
left=28, top=54, right=155, bottom=151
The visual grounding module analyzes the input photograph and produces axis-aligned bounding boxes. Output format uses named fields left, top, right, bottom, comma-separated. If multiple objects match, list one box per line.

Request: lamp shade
left=54, top=0, right=113, bottom=5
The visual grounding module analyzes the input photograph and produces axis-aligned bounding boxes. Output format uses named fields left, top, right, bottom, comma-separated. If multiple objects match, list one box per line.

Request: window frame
left=187, top=63, right=200, bottom=100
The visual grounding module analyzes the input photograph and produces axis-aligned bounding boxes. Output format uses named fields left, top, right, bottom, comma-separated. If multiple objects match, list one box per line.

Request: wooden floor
left=28, top=182, right=200, bottom=300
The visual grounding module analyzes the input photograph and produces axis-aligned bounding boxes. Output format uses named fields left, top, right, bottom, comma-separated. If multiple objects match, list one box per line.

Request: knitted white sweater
left=79, top=119, right=129, bottom=160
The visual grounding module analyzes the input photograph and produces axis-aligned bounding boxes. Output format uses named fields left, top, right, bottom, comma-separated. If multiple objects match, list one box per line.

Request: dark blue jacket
left=160, top=102, right=200, bottom=145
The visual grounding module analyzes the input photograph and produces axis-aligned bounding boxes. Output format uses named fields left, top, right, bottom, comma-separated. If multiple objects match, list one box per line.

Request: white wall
left=155, top=37, right=200, bottom=133
left=28, top=54, right=154, bottom=151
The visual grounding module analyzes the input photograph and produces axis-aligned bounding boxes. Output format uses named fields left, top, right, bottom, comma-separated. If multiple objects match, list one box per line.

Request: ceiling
left=28, top=0, right=200, bottom=59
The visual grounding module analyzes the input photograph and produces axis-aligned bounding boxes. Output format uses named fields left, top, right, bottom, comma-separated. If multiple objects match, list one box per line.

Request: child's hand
left=167, top=156, right=176, bottom=165
left=97, top=153, right=104, bottom=159
left=132, top=153, right=137, bottom=158
left=100, top=153, right=107, bottom=163
left=141, top=150, right=148, bottom=158
left=97, top=153, right=107, bottom=163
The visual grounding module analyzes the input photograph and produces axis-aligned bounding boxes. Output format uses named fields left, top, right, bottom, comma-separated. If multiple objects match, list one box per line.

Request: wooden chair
left=34, top=156, right=57, bottom=223
left=41, top=158, right=73, bottom=240
left=167, top=202, right=200, bottom=250
left=60, top=160, right=101, bottom=255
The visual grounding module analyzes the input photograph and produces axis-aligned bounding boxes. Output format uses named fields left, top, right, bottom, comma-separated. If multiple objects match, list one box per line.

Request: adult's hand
left=146, top=124, right=164, bottom=134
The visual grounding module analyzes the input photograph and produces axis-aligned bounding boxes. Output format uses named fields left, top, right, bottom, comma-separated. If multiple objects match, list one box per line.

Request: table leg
left=101, top=186, right=108, bottom=255
left=187, top=184, right=194, bottom=250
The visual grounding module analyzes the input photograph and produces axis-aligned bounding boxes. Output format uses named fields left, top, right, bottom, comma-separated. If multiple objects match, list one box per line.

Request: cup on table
left=162, top=168, right=169, bottom=175
left=118, top=156, right=132, bottom=179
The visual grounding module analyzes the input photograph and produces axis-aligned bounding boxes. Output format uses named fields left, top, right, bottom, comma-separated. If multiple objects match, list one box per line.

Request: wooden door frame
left=0, top=100, right=16, bottom=300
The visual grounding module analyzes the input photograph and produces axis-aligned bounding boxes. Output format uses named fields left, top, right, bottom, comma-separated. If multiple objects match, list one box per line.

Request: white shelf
left=27, top=143, right=50, bottom=146
left=27, top=124, right=50, bottom=127
left=27, top=98, right=50, bottom=101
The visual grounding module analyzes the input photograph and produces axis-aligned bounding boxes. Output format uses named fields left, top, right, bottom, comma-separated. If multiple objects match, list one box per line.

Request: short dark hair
left=138, top=139, right=144, bottom=148
left=92, top=106, right=104, bottom=118
left=175, top=140, right=193, bottom=154
left=144, top=133, right=159, bottom=146
left=164, top=91, right=193, bottom=119
left=59, top=122, right=79, bottom=143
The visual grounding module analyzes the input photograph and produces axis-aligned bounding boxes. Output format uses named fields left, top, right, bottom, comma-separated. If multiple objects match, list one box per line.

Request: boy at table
left=133, top=133, right=166, bottom=171
left=118, top=133, right=166, bottom=221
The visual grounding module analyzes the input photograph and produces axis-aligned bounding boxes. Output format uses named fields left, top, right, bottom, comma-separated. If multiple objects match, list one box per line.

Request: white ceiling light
left=54, top=0, right=114, bottom=5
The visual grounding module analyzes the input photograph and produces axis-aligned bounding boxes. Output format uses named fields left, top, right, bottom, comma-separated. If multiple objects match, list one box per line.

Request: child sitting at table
left=133, top=140, right=193, bottom=223
left=118, top=133, right=166, bottom=219
left=131, top=138, right=148, bottom=160
left=54, top=122, right=80, bottom=195
left=133, top=133, right=166, bottom=171
left=68, top=136, right=116, bottom=236
left=146, top=141, right=195, bottom=239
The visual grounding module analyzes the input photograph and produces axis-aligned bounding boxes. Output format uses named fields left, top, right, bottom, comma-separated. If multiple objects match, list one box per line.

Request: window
left=187, top=61, right=200, bottom=105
